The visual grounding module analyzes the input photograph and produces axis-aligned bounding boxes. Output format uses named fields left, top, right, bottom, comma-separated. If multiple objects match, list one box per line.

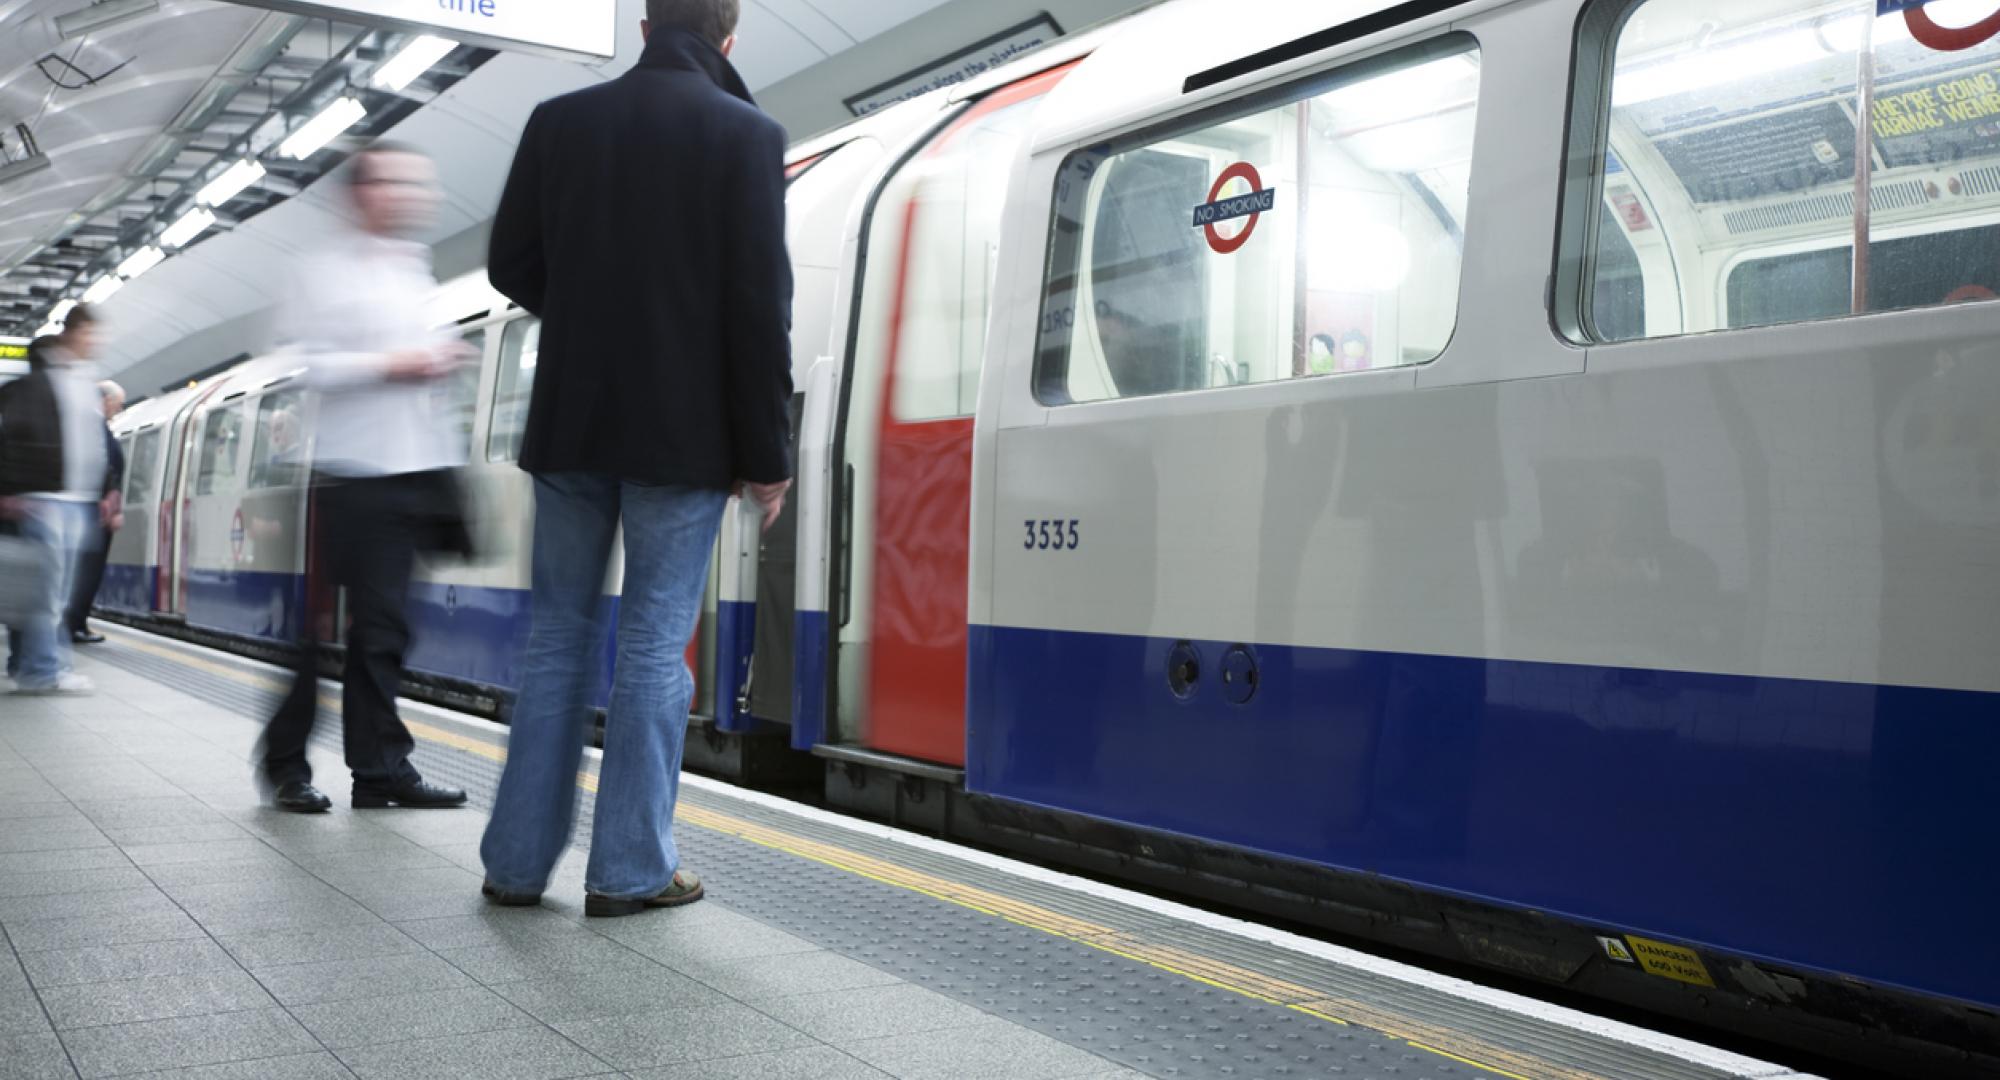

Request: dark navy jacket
left=488, top=27, right=795, bottom=489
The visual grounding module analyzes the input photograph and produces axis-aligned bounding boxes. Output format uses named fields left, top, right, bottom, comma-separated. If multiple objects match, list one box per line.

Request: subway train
left=102, top=0, right=2000, bottom=1072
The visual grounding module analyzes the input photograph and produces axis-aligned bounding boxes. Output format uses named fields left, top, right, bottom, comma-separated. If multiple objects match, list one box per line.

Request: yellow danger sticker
left=1624, top=936, right=1715, bottom=987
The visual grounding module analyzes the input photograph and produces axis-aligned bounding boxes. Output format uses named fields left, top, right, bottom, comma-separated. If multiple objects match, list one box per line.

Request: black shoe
left=482, top=881, right=541, bottom=907
left=352, top=777, right=467, bottom=809
left=585, top=870, right=705, bottom=918
left=273, top=780, right=332, bottom=814
left=71, top=630, right=105, bottom=645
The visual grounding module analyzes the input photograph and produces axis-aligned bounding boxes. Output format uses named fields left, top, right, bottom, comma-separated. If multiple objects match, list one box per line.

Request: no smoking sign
left=1192, top=162, right=1276, bottom=254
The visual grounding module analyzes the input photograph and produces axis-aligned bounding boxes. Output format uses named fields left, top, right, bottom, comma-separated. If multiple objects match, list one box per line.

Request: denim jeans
left=13, top=498, right=96, bottom=688
left=481, top=473, right=728, bottom=899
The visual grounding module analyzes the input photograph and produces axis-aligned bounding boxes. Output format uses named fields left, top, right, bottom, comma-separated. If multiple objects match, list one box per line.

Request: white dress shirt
left=279, top=232, right=463, bottom=478
left=42, top=348, right=106, bottom=502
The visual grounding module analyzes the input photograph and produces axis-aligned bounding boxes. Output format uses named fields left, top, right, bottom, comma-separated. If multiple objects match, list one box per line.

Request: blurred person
left=254, top=143, right=476, bottom=814
left=0, top=309, right=113, bottom=695
left=67, top=380, right=126, bottom=645
left=479, top=0, right=794, bottom=916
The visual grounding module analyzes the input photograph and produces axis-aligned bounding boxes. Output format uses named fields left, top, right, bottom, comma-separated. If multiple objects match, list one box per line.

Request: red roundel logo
left=1195, top=163, right=1275, bottom=255
left=1906, top=5, right=2000, bottom=51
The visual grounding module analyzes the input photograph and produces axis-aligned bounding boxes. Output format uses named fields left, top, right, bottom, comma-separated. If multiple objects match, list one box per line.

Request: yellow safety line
left=106, top=629, right=1600, bottom=1080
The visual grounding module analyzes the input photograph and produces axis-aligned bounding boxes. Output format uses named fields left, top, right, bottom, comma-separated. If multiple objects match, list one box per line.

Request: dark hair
left=1310, top=333, right=1337, bottom=352
left=26, top=335, right=60, bottom=371
left=346, top=141, right=426, bottom=192
left=62, top=303, right=96, bottom=336
left=646, top=0, right=740, bottom=48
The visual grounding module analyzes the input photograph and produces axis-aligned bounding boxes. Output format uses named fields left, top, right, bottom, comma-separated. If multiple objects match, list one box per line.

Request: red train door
left=848, top=67, right=1074, bottom=766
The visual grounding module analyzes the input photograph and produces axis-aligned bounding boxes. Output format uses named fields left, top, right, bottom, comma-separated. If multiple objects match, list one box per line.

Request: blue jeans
left=481, top=473, right=728, bottom=899
left=12, top=499, right=96, bottom=688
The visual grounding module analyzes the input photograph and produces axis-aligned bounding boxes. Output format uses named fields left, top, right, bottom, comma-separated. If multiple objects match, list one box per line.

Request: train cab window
left=1036, top=39, right=1480, bottom=404
left=195, top=406, right=244, bottom=496
left=488, top=319, right=539, bottom=464
left=444, top=329, right=484, bottom=457
left=125, top=429, right=161, bottom=507
left=1568, top=0, right=2000, bottom=339
left=249, top=390, right=306, bottom=490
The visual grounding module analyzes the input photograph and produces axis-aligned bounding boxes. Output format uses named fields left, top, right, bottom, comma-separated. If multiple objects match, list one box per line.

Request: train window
left=1569, top=0, right=2000, bottom=340
left=248, top=391, right=307, bottom=490
left=1035, top=38, right=1479, bottom=404
left=488, top=318, right=539, bottom=463
left=444, top=329, right=484, bottom=457
left=125, top=430, right=161, bottom=507
left=195, top=405, right=244, bottom=496
left=880, top=93, right=1048, bottom=421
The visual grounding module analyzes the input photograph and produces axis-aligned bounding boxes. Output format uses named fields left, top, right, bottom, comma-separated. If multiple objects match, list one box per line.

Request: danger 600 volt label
left=1624, top=936, right=1716, bottom=988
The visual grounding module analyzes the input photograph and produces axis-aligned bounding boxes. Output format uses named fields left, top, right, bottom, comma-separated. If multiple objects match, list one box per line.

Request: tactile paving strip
left=93, top=632, right=1762, bottom=1080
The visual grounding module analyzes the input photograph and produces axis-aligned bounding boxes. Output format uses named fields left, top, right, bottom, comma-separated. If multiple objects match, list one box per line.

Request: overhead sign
left=0, top=341, right=28, bottom=362
left=845, top=15, right=1062, bottom=117
left=223, top=1, right=618, bottom=61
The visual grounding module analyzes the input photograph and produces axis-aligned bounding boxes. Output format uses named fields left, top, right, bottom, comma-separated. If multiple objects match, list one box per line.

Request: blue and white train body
left=107, top=0, right=2000, bottom=1070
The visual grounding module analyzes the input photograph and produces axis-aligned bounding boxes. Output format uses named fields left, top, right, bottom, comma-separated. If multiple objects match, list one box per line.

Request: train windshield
left=1584, top=0, right=2000, bottom=339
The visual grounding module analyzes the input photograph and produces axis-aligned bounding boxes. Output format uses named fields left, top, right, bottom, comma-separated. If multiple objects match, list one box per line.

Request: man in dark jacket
left=479, top=0, right=794, bottom=917
left=0, top=307, right=113, bottom=694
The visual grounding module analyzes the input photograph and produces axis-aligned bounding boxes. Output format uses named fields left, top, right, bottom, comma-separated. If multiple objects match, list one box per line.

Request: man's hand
left=100, top=492, right=122, bottom=529
left=737, top=479, right=792, bottom=533
left=385, top=342, right=477, bottom=382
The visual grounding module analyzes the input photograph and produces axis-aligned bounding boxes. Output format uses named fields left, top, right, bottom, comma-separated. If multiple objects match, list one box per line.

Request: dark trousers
left=259, top=474, right=425, bottom=788
left=67, top=527, right=112, bottom=636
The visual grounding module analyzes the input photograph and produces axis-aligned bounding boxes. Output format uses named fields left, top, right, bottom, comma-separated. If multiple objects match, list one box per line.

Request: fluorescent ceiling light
left=281, top=97, right=367, bottom=160
left=374, top=36, right=457, bottom=93
left=160, top=206, right=216, bottom=250
left=81, top=277, right=123, bottom=304
left=117, top=246, right=165, bottom=281
left=55, top=0, right=159, bottom=40
left=35, top=323, right=63, bottom=339
left=197, top=159, right=265, bottom=206
left=47, top=299, right=78, bottom=326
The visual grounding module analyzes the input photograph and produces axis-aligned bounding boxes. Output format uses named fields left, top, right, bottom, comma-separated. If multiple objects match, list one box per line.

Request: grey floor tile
left=141, top=858, right=311, bottom=891
left=96, top=824, right=250, bottom=850
left=0, top=803, right=80, bottom=824
left=251, top=951, right=474, bottom=1007
left=117, top=1051, right=355, bottom=1079
left=0, top=987, right=51, bottom=1035
left=297, top=848, right=458, bottom=879
left=841, top=1019, right=1119, bottom=1080
left=392, top=910, right=599, bottom=952
left=0, top=888, right=174, bottom=924
left=553, top=1002, right=816, bottom=1070
left=58, top=1008, right=319, bottom=1079
left=0, top=867, right=155, bottom=900
left=0, top=849, right=129, bottom=878
left=755, top=984, right=990, bottom=1044
left=38, top=970, right=275, bottom=1030
left=670, top=950, right=903, bottom=1002
left=21, top=939, right=240, bottom=989
left=120, top=841, right=275, bottom=869
left=214, top=923, right=420, bottom=970
left=334, top=1024, right=609, bottom=1080
left=289, top=985, right=535, bottom=1049
left=186, top=897, right=383, bottom=938
left=488, top=967, right=728, bottom=1025
left=2, top=911, right=206, bottom=955
left=434, top=936, right=658, bottom=986
left=625, top=1046, right=893, bottom=1080
left=591, top=908, right=818, bottom=967
left=0, top=1031, right=77, bottom=1079
left=0, top=825, right=109, bottom=855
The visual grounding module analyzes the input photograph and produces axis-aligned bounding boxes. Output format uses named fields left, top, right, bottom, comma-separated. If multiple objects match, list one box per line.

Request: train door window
left=1036, top=38, right=1480, bottom=404
left=488, top=319, right=539, bottom=463
left=1566, top=0, right=2000, bottom=340
left=125, top=430, right=160, bottom=506
left=248, top=390, right=307, bottom=490
left=195, top=405, right=244, bottom=495
left=443, top=329, right=484, bottom=457
left=880, top=93, right=1048, bottom=421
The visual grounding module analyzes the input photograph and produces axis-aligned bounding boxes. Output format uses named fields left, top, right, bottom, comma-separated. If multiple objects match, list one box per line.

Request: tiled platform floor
left=0, top=651, right=1141, bottom=1080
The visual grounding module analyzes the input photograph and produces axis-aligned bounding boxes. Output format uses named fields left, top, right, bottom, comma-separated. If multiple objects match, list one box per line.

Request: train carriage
left=103, top=0, right=2000, bottom=1071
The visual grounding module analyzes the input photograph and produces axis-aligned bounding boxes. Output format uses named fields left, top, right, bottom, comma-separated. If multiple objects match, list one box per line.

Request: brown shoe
left=584, top=870, right=704, bottom=918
